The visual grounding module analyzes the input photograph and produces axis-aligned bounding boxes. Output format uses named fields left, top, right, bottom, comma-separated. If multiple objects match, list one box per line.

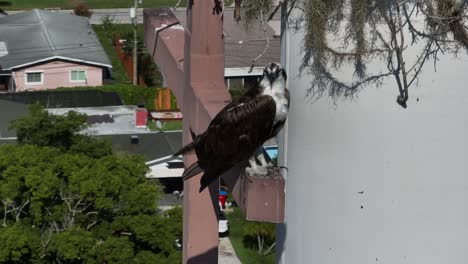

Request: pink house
left=0, top=10, right=112, bottom=92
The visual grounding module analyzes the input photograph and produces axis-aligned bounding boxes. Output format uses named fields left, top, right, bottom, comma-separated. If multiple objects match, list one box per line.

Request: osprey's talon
left=245, top=166, right=268, bottom=176
left=245, top=167, right=256, bottom=176
left=255, top=166, right=269, bottom=176
left=269, top=166, right=280, bottom=173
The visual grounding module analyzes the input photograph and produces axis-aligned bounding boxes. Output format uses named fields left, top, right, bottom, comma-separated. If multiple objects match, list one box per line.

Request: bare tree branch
left=2, top=198, right=30, bottom=226
left=241, top=0, right=467, bottom=108
left=249, top=10, right=270, bottom=72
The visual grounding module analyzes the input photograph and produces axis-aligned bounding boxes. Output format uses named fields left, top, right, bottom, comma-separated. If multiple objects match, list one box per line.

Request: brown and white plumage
left=174, top=62, right=289, bottom=192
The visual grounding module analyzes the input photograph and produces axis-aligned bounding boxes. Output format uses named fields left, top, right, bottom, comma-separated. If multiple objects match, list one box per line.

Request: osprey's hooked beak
left=267, top=74, right=276, bottom=84
left=266, top=69, right=286, bottom=85
left=264, top=62, right=287, bottom=84
left=263, top=62, right=287, bottom=86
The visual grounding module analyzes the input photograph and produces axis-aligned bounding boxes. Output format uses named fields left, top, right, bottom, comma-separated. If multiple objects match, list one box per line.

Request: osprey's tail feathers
left=173, top=142, right=195, bottom=157
left=182, top=161, right=204, bottom=181
left=173, top=128, right=198, bottom=157
left=198, top=164, right=228, bottom=192
left=189, top=127, right=197, bottom=141
left=199, top=175, right=212, bottom=192
left=198, top=170, right=222, bottom=192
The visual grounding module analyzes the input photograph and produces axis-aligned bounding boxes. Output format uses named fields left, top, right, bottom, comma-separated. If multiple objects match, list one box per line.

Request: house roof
left=158, top=8, right=281, bottom=71
left=100, top=131, right=183, bottom=179
left=47, top=105, right=150, bottom=135
left=99, top=131, right=182, bottom=162
left=0, top=9, right=111, bottom=70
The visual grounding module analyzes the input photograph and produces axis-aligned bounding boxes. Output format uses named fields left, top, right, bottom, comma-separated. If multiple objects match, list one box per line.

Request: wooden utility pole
left=132, top=0, right=138, bottom=85
left=143, top=2, right=229, bottom=263
left=182, top=2, right=227, bottom=263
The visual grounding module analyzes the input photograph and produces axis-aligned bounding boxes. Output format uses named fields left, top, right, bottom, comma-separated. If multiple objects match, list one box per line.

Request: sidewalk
left=219, top=237, right=242, bottom=264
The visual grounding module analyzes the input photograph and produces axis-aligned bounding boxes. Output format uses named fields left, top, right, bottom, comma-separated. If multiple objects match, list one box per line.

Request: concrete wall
left=13, top=60, right=103, bottom=91
left=278, top=10, right=468, bottom=264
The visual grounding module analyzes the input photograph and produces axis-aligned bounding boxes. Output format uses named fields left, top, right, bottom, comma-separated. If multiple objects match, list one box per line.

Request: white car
left=218, top=211, right=229, bottom=235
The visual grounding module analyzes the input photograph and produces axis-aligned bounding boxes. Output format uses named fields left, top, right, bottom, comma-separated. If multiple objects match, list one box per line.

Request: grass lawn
left=148, top=120, right=182, bottom=131
left=226, top=208, right=275, bottom=264
left=93, top=25, right=130, bottom=84
left=93, top=24, right=146, bottom=84
left=2, top=0, right=187, bottom=10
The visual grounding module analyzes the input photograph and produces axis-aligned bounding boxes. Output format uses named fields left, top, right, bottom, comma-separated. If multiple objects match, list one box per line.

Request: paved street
left=6, top=8, right=146, bottom=24
left=4, top=5, right=246, bottom=25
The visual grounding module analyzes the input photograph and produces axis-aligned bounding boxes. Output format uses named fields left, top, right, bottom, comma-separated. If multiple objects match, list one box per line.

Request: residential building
left=276, top=8, right=468, bottom=264
left=0, top=9, right=111, bottom=92
left=46, top=105, right=184, bottom=182
left=147, top=7, right=280, bottom=91
left=0, top=94, right=184, bottom=187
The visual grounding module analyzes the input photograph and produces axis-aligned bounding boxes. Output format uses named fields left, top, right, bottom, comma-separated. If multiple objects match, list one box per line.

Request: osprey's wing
left=208, top=94, right=277, bottom=147
left=178, top=93, right=276, bottom=190
left=192, top=95, right=276, bottom=191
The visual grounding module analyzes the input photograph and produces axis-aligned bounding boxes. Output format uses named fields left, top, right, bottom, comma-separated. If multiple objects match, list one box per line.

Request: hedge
left=58, top=85, right=158, bottom=111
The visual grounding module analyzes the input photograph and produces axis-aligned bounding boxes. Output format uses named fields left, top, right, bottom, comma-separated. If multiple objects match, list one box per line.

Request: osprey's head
left=263, top=62, right=287, bottom=85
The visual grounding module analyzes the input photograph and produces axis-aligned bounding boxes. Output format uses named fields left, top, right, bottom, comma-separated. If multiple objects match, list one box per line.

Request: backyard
left=226, top=208, right=276, bottom=264
left=94, top=22, right=182, bottom=130
left=93, top=24, right=145, bottom=84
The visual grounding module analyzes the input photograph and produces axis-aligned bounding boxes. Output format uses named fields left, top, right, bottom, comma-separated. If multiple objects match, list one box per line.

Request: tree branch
left=249, top=10, right=270, bottom=73
left=263, top=241, right=276, bottom=256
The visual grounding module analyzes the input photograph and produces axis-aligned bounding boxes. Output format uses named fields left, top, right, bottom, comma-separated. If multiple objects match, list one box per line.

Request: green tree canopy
left=1, top=106, right=182, bottom=263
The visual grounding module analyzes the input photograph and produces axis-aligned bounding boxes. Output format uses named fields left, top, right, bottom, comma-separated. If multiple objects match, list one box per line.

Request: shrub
left=243, top=221, right=276, bottom=256
left=100, top=15, right=117, bottom=40
left=73, top=2, right=93, bottom=18
left=58, top=85, right=159, bottom=111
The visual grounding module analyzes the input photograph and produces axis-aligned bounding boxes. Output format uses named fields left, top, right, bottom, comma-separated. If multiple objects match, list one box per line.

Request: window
left=25, top=72, right=43, bottom=85
left=70, top=70, right=87, bottom=82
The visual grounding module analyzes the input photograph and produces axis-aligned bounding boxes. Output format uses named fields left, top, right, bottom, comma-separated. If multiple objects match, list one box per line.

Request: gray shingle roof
left=0, top=9, right=111, bottom=70
left=99, top=131, right=182, bottom=162
left=172, top=8, right=281, bottom=69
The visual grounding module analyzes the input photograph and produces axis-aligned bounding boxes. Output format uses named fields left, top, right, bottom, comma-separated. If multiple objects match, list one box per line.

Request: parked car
left=219, top=211, right=229, bottom=235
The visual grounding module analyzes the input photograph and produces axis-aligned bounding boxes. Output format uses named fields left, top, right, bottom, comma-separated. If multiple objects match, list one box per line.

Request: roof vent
left=130, top=135, right=139, bottom=144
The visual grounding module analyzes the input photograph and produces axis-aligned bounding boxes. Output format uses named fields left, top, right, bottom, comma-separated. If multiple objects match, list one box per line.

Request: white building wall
left=278, top=9, right=468, bottom=264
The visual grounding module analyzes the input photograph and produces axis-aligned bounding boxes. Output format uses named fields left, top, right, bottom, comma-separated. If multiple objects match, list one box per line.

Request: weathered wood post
left=144, top=3, right=286, bottom=263
left=182, top=1, right=229, bottom=263
left=143, top=2, right=230, bottom=263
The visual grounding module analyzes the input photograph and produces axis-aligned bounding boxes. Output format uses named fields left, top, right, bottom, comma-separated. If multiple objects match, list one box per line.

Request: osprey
left=174, top=62, right=289, bottom=192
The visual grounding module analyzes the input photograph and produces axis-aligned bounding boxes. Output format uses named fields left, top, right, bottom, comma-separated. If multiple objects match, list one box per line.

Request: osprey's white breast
left=262, top=81, right=289, bottom=124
